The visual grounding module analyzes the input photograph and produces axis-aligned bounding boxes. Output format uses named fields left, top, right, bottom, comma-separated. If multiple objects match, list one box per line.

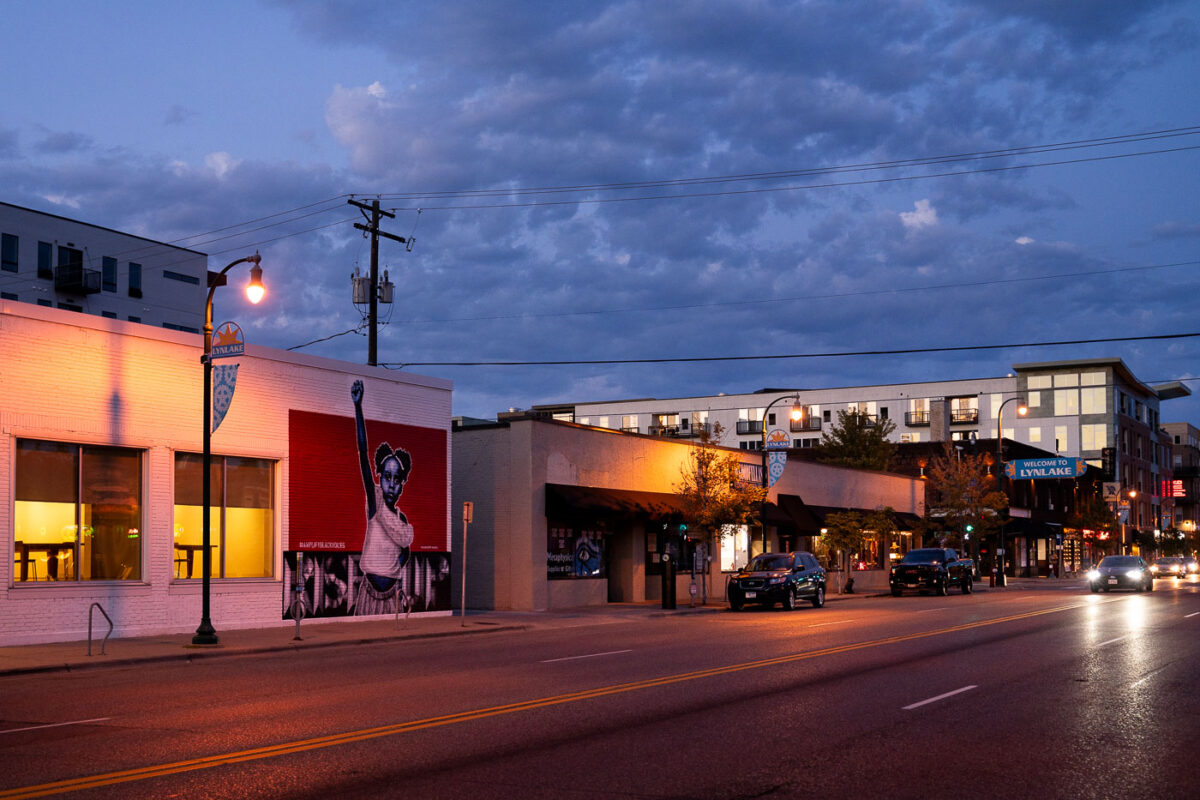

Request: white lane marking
left=0, top=717, right=111, bottom=735
left=1131, top=664, right=1171, bottom=689
left=915, top=607, right=950, bottom=613
left=540, top=649, right=633, bottom=663
left=1097, top=635, right=1129, bottom=648
left=903, top=685, right=977, bottom=711
left=1185, top=612, right=1199, bottom=618
left=808, top=619, right=856, bottom=628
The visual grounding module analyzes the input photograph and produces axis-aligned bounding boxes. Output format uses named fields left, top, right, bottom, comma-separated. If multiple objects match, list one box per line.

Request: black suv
left=728, top=552, right=826, bottom=611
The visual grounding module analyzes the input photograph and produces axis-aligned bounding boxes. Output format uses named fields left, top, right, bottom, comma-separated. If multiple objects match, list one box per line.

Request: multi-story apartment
left=530, top=358, right=1187, bottom=537
left=1162, top=422, right=1200, bottom=538
left=0, top=201, right=208, bottom=331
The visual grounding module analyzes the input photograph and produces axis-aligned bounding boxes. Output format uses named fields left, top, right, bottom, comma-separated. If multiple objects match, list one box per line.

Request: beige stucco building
left=452, top=416, right=924, bottom=611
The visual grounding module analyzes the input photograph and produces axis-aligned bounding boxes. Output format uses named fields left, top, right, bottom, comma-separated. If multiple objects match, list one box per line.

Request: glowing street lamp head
left=790, top=402, right=804, bottom=422
left=1017, top=404, right=1028, bottom=417
left=245, top=259, right=265, bottom=305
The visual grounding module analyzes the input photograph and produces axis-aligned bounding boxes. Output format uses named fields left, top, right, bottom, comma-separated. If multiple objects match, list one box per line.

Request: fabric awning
left=545, top=483, right=686, bottom=519
left=776, top=494, right=823, bottom=531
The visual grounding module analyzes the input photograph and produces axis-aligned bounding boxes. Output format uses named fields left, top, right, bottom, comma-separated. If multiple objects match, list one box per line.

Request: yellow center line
left=0, top=599, right=1103, bottom=799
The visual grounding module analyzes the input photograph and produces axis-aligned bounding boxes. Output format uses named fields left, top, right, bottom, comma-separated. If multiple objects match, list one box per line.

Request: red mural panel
left=289, top=408, right=447, bottom=552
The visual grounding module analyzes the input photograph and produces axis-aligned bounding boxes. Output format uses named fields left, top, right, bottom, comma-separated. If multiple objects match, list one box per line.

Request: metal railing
left=905, top=410, right=930, bottom=426
left=87, top=602, right=113, bottom=656
left=789, top=417, right=821, bottom=432
left=951, top=409, right=980, bottom=424
left=736, top=420, right=764, bottom=435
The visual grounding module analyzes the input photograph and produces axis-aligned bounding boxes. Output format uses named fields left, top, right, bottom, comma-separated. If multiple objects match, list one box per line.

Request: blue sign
left=1005, top=457, right=1087, bottom=480
left=212, top=321, right=245, bottom=359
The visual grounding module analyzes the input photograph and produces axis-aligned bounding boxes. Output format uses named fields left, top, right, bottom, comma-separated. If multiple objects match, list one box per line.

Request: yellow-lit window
left=173, top=454, right=274, bottom=579
left=14, top=440, right=142, bottom=583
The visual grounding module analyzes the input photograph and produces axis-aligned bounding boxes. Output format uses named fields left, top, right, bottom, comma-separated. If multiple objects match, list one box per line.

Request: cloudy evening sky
left=3, top=0, right=1199, bottom=423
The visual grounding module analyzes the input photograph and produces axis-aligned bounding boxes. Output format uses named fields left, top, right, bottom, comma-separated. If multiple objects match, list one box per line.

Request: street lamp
left=995, top=396, right=1028, bottom=587
left=193, top=252, right=265, bottom=646
left=759, top=394, right=803, bottom=557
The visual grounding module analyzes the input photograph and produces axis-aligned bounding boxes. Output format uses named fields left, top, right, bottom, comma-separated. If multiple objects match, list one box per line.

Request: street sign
left=212, top=321, right=245, bottom=359
left=1102, top=482, right=1120, bottom=502
left=764, top=428, right=790, bottom=449
left=1004, top=457, right=1087, bottom=480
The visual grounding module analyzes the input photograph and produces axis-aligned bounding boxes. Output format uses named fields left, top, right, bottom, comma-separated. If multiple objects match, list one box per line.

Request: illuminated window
left=1080, top=371, right=1105, bottom=386
left=1081, top=424, right=1107, bottom=452
left=1055, top=425, right=1068, bottom=453
left=720, top=525, right=750, bottom=571
left=1053, top=373, right=1079, bottom=388
left=1027, top=375, right=1052, bottom=390
left=1054, top=389, right=1079, bottom=416
left=14, top=439, right=142, bottom=583
left=173, top=453, right=274, bottom=579
left=1027, top=391, right=1041, bottom=408
left=1080, top=387, right=1105, bottom=415
left=1028, top=427, right=1042, bottom=444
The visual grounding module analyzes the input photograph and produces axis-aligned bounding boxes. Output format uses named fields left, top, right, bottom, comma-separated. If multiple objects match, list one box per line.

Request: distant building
left=0, top=201, right=208, bottom=331
left=528, top=357, right=1186, bottom=539
left=1162, top=422, right=1199, bottom=537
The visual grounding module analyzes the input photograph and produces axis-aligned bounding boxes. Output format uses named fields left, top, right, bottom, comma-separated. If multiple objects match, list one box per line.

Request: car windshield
left=900, top=549, right=943, bottom=564
left=747, top=555, right=793, bottom=571
left=1098, top=556, right=1139, bottom=568
left=1155, top=558, right=1179, bottom=565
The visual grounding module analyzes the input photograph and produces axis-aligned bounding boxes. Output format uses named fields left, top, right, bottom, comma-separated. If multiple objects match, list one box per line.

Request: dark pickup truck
left=890, top=547, right=974, bottom=596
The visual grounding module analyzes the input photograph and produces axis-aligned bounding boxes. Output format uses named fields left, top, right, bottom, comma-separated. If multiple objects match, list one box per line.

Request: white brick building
left=1, top=301, right=452, bottom=644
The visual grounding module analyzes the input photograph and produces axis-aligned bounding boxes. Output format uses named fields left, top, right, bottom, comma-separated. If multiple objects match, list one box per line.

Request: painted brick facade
left=1, top=301, right=451, bottom=644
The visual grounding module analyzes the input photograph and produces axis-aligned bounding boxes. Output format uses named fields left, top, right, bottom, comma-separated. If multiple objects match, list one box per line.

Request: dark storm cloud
left=7, top=0, right=1199, bottom=421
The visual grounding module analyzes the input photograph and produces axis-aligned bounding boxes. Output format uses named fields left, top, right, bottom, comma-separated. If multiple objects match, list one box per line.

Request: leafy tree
left=820, top=507, right=898, bottom=593
left=923, top=441, right=1008, bottom=550
left=818, top=409, right=897, bottom=470
left=675, top=423, right=767, bottom=601
left=1069, top=492, right=1118, bottom=559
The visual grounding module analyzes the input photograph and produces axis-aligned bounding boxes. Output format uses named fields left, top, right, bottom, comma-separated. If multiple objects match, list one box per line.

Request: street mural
left=286, top=382, right=449, bottom=617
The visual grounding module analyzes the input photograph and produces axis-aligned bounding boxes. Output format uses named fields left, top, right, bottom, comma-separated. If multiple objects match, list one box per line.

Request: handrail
left=87, top=603, right=113, bottom=656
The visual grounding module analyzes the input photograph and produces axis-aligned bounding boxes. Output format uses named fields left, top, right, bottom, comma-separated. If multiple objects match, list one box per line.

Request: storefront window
left=14, top=439, right=142, bottom=582
left=174, top=453, right=274, bottom=579
left=719, top=524, right=750, bottom=571
left=547, top=524, right=606, bottom=579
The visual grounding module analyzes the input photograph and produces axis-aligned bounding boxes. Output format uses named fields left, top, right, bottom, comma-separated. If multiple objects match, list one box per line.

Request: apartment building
left=530, top=358, right=1186, bottom=536
left=0, top=201, right=207, bottom=331
left=1162, top=422, right=1200, bottom=536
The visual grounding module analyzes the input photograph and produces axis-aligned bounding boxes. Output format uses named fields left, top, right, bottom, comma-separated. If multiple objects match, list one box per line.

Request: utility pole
left=349, top=198, right=410, bottom=366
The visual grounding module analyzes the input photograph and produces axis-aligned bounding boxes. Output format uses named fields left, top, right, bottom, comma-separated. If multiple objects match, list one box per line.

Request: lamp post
left=193, top=252, right=265, bottom=646
left=759, top=394, right=803, bottom=557
left=995, top=395, right=1028, bottom=587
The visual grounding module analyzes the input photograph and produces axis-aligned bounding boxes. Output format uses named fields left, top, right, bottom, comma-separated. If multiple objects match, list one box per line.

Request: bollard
left=989, top=568, right=996, bottom=588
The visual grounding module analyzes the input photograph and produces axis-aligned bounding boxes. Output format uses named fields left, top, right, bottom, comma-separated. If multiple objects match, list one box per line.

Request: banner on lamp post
left=212, top=364, right=239, bottom=433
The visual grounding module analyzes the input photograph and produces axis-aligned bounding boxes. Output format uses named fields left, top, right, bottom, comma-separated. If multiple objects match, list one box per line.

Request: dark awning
left=776, top=494, right=823, bottom=531
left=545, top=483, right=686, bottom=519
left=893, top=512, right=924, bottom=530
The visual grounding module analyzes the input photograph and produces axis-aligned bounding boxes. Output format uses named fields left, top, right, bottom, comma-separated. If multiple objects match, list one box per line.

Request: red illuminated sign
left=1162, top=479, right=1186, bottom=499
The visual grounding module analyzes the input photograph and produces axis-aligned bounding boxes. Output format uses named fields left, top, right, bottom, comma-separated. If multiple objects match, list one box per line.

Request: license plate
left=1107, top=578, right=1118, bottom=585
left=906, top=583, right=917, bottom=588
left=744, top=591, right=756, bottom=599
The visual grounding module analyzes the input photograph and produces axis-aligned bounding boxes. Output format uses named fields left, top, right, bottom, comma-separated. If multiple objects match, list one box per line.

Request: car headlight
left=1087, top=570, right=1101, bottom=581
left=1150, top=566, right=1160, bottom=573
left=767, top=576, right=786, bottom=586
left=1126, top=569, right=1144, bottom=580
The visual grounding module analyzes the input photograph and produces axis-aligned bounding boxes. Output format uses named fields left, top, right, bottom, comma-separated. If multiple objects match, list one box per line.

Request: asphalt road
left=2, top=579, right=1198, bottom=799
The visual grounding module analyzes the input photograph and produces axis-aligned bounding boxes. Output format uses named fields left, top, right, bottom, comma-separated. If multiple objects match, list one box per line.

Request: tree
left=923, top=441, right=1008, bottom=550
left=675, top=423, right=767, bottom=602
left=820, top=507, right=898, bottom=593
left=818, top=409, right=897, bottom=470
left=1069, top=492, right=1118, bottom=561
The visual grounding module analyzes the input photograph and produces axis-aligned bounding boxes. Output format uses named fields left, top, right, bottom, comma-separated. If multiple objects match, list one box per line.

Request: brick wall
left=0, top=301, right=452, bottom=644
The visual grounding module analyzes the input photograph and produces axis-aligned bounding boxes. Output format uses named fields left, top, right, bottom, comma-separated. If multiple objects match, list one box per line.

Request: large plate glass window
left=14, top=439, right=142, bottom=582
left=173, top=453, right=274, bottom=579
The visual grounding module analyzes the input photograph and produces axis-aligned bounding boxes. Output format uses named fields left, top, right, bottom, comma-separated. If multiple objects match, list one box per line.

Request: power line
left=381, top=331, right=1200, bottom=368
left=380, top=259, right=1200, bottom=327
left=375, top=126, right=1200, bottom=202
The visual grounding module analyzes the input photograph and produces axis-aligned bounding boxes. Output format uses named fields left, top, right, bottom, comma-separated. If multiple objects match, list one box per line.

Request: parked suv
left=728, top=552, right=826, bottom=611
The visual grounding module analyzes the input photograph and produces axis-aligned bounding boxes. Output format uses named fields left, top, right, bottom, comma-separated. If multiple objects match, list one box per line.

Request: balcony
left=950, top=408, right=979, bottom=424
left=736, top=420, right=764, bottom=435
left=620, top=426, right=639, bottom=434
left=54, top=264, right=101, bottom=295
left=789, top=417, right=821, bottom=432
left=648, top=425, right=681, bottom=438
left=905, top=410, right=930, bottom=426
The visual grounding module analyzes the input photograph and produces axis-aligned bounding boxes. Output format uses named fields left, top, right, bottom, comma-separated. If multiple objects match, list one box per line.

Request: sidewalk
left=0, top=576, right=1067, bottom=677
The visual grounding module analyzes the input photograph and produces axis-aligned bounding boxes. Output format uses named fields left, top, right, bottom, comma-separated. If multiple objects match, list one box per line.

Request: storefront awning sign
left=1004, top=457, right=1087, bottom=480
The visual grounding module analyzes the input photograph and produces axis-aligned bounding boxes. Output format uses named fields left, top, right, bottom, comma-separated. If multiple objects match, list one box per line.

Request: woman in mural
left=351, top=380, right=414, bottom=615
